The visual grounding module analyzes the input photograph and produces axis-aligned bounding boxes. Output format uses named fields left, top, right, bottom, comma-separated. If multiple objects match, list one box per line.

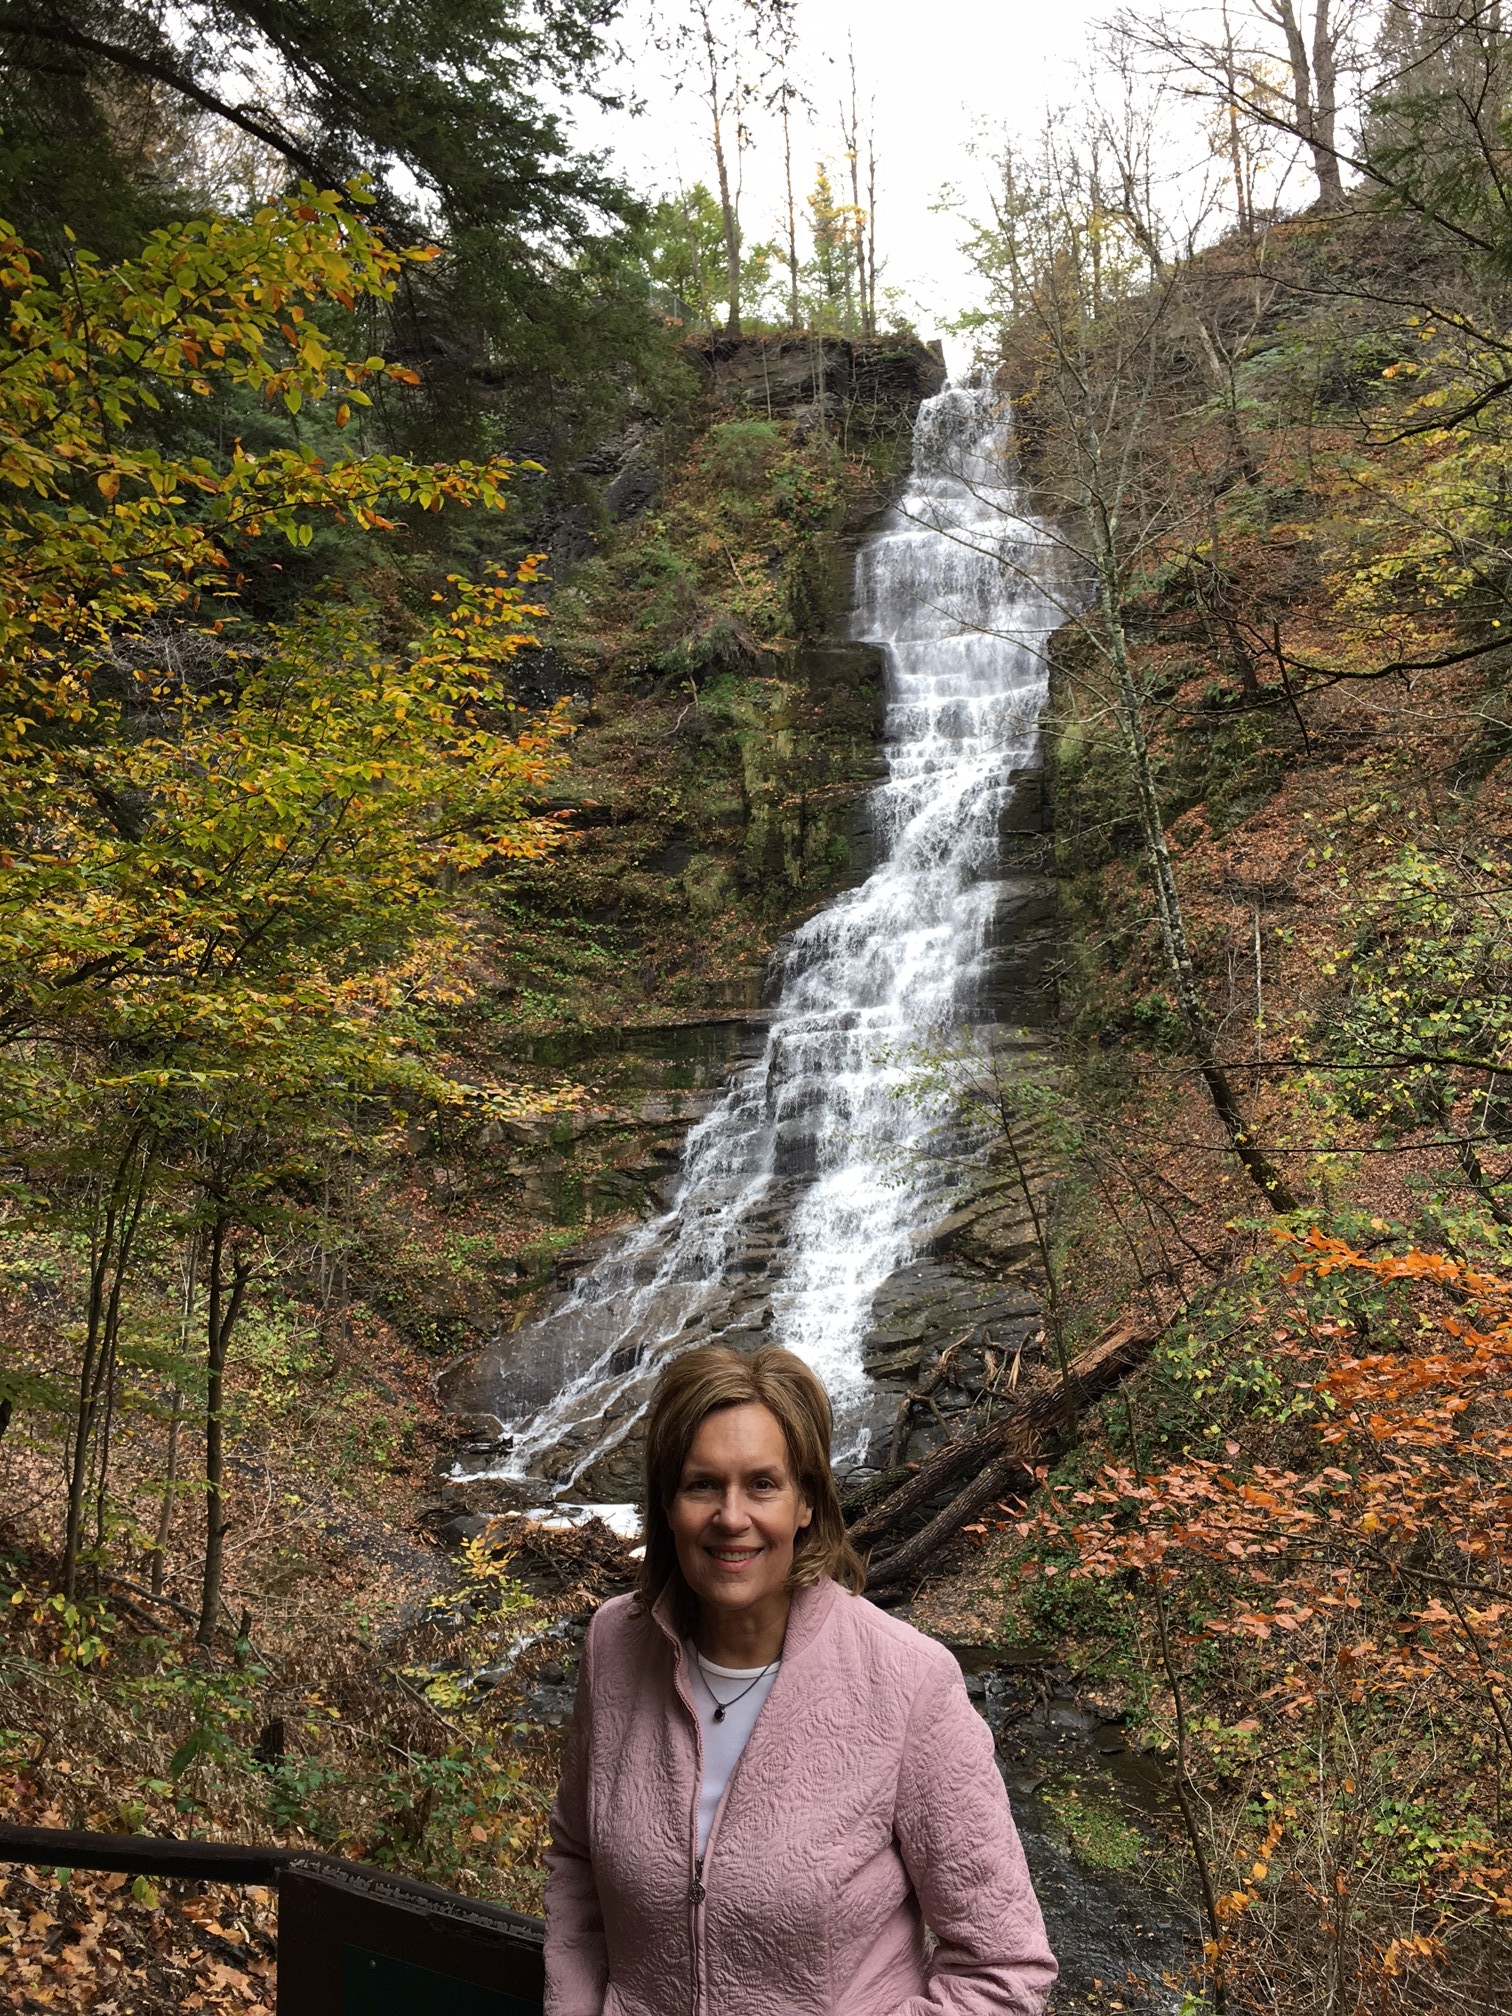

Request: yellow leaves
left=0, top=199, right=578, bottom=1173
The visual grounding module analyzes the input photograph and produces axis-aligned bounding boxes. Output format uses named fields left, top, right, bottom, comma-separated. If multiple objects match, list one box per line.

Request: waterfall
left=468, top=380, right=1062, bottom=1490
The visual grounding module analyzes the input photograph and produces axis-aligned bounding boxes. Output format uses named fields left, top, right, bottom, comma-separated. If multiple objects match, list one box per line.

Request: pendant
left=712, top=1705, right=726, bottom=1723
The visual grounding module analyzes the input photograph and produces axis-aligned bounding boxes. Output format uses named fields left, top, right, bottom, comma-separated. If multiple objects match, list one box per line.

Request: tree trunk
left=1221, top=22, right=1252, bottom=237
left=1100, top=571, right=1297, bottom=1212
left=702, top=18, right=741, bottom=337
left=63, top=1204, right=116, bottom=1599
left=844, top=51, right=868, bottom=339
left=1270, top=0, right=1315, bottom=151
left=150, top=1393, right=182, bottom=1598
left=151, top=1231, right=199, bottom=1596
left=854, top=1322, right=1153, bottom=1551
left=196, top=1219, right=252, bottom=1648
left=714, top=145, right=741, bottom=334
left=1269, top=0, right=1344, bottom=207
left=1309, top=0, right=1344, bottom=206
left=866, top=140, right=878, bottom=338
left=62, top=1142, right=150, bottom=1597
left=782, top=95, right=799, bottom=328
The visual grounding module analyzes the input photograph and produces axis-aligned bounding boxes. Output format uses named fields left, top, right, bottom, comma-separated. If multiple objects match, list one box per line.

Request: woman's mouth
left=707, top=1547, right=761, bottom=1568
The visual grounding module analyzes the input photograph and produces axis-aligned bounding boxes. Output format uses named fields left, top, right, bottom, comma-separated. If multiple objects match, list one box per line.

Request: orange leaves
left=1378, top=1932, right=1448, bottom=1977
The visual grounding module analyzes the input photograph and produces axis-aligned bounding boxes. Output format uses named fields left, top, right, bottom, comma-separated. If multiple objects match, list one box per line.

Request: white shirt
left=686, top=1645, right=780, bottom=1858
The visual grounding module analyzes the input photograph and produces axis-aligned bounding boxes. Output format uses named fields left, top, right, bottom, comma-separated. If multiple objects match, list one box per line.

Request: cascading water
left=469, top=380, right=1063, bottom=1490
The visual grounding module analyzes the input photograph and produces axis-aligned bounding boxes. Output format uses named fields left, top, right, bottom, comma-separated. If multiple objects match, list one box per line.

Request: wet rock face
left=445, top=758, right=1061, bottom=1500
left=448, top=389, right=1062, bottom=1498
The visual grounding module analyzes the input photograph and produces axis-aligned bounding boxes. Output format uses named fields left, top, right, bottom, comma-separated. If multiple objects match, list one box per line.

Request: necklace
left=695, top=1650, right=778, bottom=1724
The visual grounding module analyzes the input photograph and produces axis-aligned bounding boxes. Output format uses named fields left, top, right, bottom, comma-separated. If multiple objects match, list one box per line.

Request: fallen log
left=865, top=1452, right=1031, bottom=1590
left=850, top=1321, right=1150, bottom=1552
left=838, top=1462, right=915, bottom=1522
left=858, top=1321, right=1158, bottom=1589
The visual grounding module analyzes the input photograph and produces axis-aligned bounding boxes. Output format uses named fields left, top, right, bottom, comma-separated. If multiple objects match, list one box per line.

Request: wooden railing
left=0, top=1822, right=545, bottom=2014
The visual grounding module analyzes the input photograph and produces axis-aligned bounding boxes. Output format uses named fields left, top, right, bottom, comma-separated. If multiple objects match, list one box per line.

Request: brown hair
left=637, top=1343, right=866, bottom=1606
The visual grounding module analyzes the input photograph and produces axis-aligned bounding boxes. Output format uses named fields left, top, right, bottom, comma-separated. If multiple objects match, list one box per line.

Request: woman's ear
left=797, top=1488, right=814, bottom=1531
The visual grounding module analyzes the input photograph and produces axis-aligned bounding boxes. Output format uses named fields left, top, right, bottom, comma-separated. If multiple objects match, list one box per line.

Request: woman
left=544, top=1343, right=1056, bottom=2016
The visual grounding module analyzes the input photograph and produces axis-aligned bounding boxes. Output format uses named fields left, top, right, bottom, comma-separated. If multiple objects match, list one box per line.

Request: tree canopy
left=0, top=0, right=652, bottom=447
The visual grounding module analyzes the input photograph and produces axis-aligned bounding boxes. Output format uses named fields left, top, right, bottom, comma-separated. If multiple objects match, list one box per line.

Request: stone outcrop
left=556, top=335, right=948, bottom=571
left=692, top=333, right=947, bottom=457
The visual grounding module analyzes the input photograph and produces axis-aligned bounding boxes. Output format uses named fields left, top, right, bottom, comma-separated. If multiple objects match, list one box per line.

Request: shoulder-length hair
left=637, top=1343, right=866, bottom=1607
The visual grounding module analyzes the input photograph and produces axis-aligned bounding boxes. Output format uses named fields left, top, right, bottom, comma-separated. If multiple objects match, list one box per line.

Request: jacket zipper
left=686, top=1716, right=766, bottom=2016
left=672, top=1642, right=706, bottom=2016
left=679, top=1648, right=778, bottom=2016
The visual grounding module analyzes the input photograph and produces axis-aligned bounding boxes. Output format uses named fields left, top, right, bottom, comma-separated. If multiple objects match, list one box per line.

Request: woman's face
left=668, top=1402, right=813, bottom=1628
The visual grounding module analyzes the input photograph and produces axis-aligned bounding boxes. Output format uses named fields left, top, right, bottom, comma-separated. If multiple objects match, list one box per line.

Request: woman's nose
left=712, top=1490, right=749, bottom=1528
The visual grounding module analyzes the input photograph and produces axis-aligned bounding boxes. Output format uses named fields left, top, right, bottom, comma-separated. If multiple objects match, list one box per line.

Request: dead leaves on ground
left=0, top=1836, right=276, bottom=2016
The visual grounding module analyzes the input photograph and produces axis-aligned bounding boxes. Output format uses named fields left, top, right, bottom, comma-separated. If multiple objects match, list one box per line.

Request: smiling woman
left=543, top=1344, right=1057, bottom=2016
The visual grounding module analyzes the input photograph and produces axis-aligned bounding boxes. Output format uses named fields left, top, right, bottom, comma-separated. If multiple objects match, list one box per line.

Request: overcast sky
left=573, top=0, right=1107, bottom=359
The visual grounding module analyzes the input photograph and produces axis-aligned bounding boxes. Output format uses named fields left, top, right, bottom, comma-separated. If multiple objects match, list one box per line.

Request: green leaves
left=1323, top=841, right=1512, bottom=1122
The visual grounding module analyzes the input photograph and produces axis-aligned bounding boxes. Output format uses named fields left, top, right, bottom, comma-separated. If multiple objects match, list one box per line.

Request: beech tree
left=1055, top=1230, right=1512, bottom=2002
left=0, top=188, right=572, bottom=1613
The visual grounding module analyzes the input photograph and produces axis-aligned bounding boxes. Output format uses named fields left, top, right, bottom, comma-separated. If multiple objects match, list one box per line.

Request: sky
left=572, top=0, right=1107, bottom=358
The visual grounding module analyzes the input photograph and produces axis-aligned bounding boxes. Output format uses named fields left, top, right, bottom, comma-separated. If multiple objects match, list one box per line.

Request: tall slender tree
left=665, top=0, right=793, bottom=336
left=840, top=44, right=875, bottom=339
left=961, top=105, right=1297, bottom=1213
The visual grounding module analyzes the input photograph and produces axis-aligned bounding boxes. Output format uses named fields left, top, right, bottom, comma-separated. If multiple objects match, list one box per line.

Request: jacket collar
left=650, top=1573, right=843, bottom=1664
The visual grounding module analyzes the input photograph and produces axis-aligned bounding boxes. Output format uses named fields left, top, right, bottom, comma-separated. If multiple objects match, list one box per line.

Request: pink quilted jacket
left=544, top=1575, right=1057, bottom=2016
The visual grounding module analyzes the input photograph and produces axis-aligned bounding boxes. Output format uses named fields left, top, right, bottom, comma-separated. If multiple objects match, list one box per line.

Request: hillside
left=0, top=311, right=947, bottom=2011
left=904, top=197, right=1512, bottom=2012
